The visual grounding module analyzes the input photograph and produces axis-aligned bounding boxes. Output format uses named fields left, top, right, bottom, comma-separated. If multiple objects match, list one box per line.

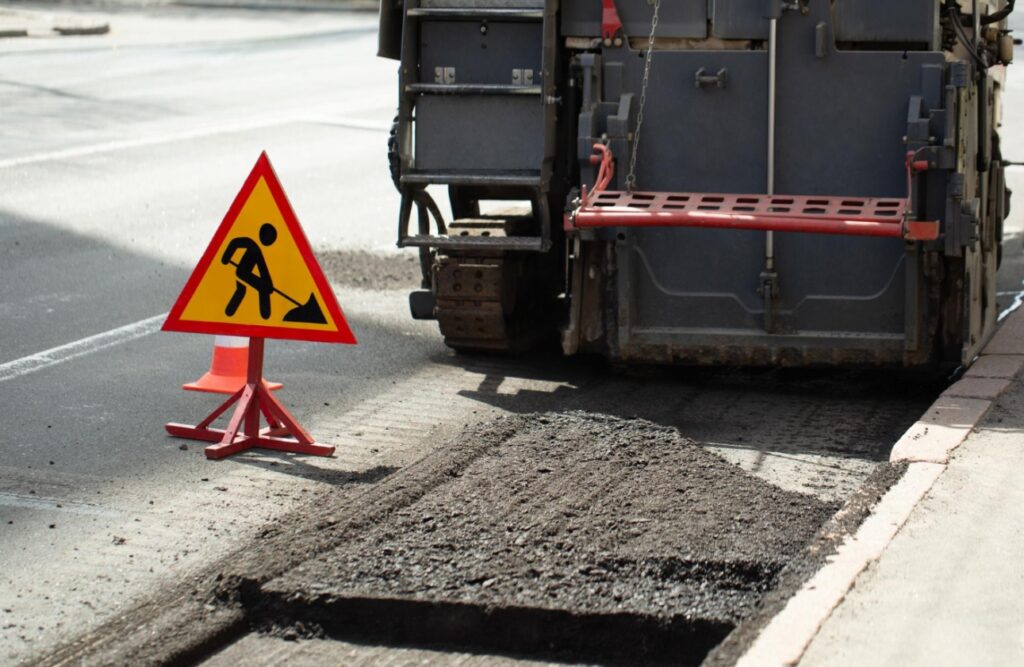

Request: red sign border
left=163, top=152, right=357, bottom=344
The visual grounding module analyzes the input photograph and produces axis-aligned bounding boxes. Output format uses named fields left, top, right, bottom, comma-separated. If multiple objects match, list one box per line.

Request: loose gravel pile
left=260, top=412, right=838, bottom=662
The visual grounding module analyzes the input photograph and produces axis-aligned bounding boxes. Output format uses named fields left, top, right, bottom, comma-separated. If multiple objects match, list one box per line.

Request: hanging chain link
left=625, top=0, right=660, bottom=192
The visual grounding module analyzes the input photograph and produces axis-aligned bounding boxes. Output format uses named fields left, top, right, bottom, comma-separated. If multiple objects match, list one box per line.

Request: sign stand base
left=165, top=337, right=335, bottom=459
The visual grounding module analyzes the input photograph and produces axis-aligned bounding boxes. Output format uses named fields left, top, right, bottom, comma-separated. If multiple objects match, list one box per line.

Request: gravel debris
left=260, top=412, right=838, bottom=662
left=317, top=249, right=421, bottom=291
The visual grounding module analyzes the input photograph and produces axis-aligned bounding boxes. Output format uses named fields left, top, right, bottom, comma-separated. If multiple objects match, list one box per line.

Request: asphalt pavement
left=0, top=6, right=427, bottom=663
left=2, top=4, right=1023, bottom=666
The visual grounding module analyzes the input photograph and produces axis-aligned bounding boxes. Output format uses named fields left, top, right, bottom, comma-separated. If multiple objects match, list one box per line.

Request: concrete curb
left=735, top=461, right=945, bottom=667
left=734, top=308, right=1024, bottom=667
left=891, top=310, right=1024, bottom=464
left=54, top=24, right=111, bottom=36
left=0, top=24, right=110, bottom=38
left=0, top=9, right=111, bottom=39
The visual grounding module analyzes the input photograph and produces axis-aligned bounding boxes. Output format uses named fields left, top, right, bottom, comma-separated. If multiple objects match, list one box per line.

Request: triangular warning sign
left=163, top=152, right=356, bottom=344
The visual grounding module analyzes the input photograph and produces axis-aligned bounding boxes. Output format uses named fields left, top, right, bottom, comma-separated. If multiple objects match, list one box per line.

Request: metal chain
left=625, top=0, right=660, bottom=192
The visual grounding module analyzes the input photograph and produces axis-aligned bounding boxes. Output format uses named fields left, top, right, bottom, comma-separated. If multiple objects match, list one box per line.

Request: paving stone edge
left=733, top=308, right=1024, bottom=667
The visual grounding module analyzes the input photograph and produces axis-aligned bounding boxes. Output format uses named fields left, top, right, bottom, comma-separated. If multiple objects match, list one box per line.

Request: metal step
left=407, top=8, right=544, bottom=20
left=569, top=191, right=940, bottom=242
left=405, top=83, right=542, bottom=96
left=401, top=216, right=548, bottom=252
left=401, top=170, right=543, bottom=187
left=400, top=234, right=547, bottom=252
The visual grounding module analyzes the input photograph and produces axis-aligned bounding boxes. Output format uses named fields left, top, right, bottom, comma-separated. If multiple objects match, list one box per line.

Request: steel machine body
left=379, top=0, right=1016, bottom=369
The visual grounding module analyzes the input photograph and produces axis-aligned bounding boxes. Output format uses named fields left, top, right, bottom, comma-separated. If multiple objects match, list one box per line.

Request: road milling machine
left=378, top=0, right=1017, bottom=369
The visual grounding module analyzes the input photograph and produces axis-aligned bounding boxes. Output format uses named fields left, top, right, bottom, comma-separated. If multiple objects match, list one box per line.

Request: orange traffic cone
left=183, top=335, right=283, bottom=394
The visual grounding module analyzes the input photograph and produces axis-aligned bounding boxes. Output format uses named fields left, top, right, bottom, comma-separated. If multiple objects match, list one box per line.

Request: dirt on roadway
left=27, top=394, right=915, bottom=667
left=318, top=249, right=422, bottom=291
left=249, top=412, right=837, bottom=665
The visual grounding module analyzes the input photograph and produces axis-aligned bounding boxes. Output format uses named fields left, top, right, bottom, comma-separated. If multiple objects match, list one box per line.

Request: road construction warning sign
left=163, top=152, right=356, bottom=344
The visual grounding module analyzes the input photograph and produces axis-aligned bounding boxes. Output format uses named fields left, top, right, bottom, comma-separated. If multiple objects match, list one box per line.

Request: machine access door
left=602, top=48, right=770, bottom=355
left=769, top=3, right=944, bottom=347
left=607, top=0, right=944, bottom=364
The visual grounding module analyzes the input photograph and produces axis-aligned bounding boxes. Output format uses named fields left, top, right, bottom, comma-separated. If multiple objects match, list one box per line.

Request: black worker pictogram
left=220, top=222, right=328, bottom=325
left=222, top=223, right=278, bottom=320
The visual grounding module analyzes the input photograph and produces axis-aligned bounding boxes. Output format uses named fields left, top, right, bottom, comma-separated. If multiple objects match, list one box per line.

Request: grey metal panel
left=600, top=51, right=769, bottom=337
left=562, top=0, right=707, bottom=39
left=772, top=237, right=908, bottom=334
left=712, top=0, right=770, bottom=40
left=628, top=51, right=769, bottom=192
left=772, top=2, right=946, bottom=333
left=774, top=24, right=945, bottom=197
left=600, top=0, right=948, bottom=351
left=415, top=96, right=545, bottom=171
left=624, top=229, right=767, bottom=333
left=833, top=0, right=938, bottom=44
left=420, top=21, right=542, bottom=85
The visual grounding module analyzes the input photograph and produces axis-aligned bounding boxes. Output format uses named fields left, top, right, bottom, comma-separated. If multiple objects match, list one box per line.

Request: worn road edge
left=732, top=308, right=1024, bottom=667
left=23, top=419, right=514, bottom=667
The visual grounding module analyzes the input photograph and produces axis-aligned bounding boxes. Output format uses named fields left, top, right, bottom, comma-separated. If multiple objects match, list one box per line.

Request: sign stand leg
left=165, top=337, right=335, bottom=459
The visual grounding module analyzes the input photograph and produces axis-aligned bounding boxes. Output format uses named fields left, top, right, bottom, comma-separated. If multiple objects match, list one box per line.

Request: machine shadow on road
left=443, top=345, right=947, bottom=467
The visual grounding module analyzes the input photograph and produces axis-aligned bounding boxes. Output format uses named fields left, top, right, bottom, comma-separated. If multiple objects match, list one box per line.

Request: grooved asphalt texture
left=257, top=412, right=838, bottom=664
left=318, top=249, right=422, bottom=290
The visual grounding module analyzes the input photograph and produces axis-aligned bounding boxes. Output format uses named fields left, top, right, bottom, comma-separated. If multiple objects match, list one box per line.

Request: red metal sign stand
left=165, top=337, right=334, bottom=459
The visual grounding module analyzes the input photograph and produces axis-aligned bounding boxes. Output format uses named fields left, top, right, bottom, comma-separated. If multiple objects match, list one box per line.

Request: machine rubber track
left=433, top=250, right=543, bottom=353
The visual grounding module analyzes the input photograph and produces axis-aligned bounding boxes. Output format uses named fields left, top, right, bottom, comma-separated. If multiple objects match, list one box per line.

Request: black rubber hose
left=974, top=0, right=990, bottom=174
left=946, top=3, right=988, bottom=70
left=979, top=79, right=990, bottom=173
left=981, top=0, right=1015, bottom=25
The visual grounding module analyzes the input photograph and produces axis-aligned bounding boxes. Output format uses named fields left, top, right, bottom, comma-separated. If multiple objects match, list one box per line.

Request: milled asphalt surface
left=1, top=4, right=1023, bottom=666
left=257, top=413, right=835, bottom=664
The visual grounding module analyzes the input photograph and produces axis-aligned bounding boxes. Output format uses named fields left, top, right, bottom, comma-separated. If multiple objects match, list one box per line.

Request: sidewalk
left=733, top=308, right=1024, bottom=667
left=799, top=370, right=1024, bottom=666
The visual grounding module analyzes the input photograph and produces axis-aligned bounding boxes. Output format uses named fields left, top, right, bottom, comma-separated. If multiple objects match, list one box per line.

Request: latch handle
left=694, top=67, right=728, bottom=89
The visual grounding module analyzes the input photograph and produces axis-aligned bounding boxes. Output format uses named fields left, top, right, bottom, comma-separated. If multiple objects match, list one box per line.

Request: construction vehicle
left=378, top=0, right=1017, bottom=369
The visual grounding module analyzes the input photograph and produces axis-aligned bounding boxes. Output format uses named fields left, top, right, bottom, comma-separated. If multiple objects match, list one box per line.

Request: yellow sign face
left=164, top=153, right=356, bottom=344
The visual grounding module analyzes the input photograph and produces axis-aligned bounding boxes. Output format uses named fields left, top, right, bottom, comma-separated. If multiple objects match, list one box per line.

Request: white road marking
left=998, top=280, right=1024, bottom=322
left=0, top=314, right=165, bottom=383
left=0, top=118, right=294, bottom=170
left=301, top=116, right=390, bottom=132
left=0, top=492, right=121, bottom=518
left=0, top=105, right=390, bottom=170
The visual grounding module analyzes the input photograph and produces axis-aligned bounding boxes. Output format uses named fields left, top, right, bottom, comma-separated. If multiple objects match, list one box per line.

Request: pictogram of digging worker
left=221, top=223, right=278, bottom=320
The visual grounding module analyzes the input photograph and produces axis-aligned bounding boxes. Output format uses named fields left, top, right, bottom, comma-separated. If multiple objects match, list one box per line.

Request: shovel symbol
left=275, top=286, right=328, bottom=324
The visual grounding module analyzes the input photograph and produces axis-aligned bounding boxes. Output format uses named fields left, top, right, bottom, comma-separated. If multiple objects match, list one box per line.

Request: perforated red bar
left=570, top=191, right=940, bottom=241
